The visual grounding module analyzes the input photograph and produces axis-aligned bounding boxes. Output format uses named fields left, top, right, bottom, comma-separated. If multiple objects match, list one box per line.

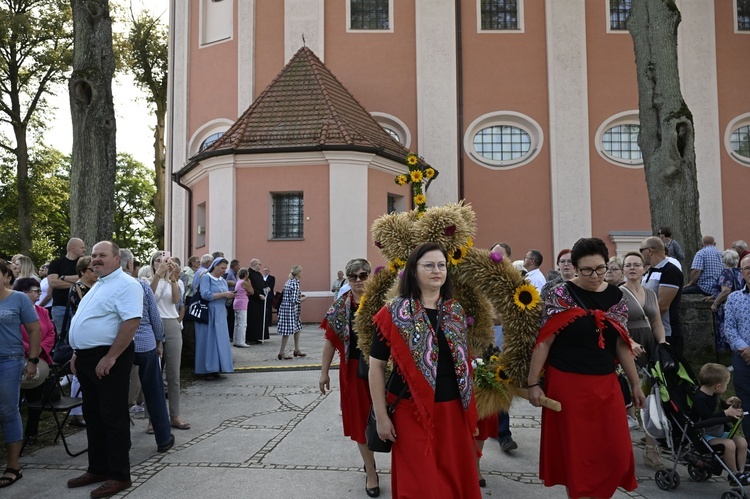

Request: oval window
left=730, top=124, right=750, bottom=160
left=473, top=125, right=531, bottom=162
left=200, top=132, right=224, bottom=152
left=602, top=124, right=642, bottom=161
left=383, top=127, right=401, bottom=143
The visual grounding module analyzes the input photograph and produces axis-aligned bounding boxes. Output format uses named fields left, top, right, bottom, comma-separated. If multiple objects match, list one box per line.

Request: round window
left=383, top=127, right=401, bottom=143
left=464, top=112, right=543, bottom=170
left=602, top=124, right=642, bottom=161
left=730, top=125, right=750, bottom=160
left=473, top=125, right=531, bottom=162
left=200, top=132, right=224, bottom=152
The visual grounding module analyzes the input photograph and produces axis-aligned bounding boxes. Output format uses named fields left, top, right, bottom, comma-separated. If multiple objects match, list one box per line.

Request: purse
left=185, top=285, right=210, bottom=324
left=366, top=375, right=409, bottom=453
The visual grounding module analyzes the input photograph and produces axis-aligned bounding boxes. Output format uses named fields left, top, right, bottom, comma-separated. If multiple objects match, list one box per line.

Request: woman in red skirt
left=527, top=237, right=645, bottom=499
left=319, top=258, right=379, bottom=497
left=369, top=243, right=481, bottom=499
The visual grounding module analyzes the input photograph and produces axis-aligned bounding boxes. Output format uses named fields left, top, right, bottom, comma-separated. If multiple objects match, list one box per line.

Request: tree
left=0, top=0, right=72, bottom=255
left=69, top=0, right=118, bottom=251
left=0, top=144, right=71, bottom=262
left=122, top=8, right=168, bottom=249
left=112, top=152, right=157, bottom=260
left=628, top=0, right=701, bottom=266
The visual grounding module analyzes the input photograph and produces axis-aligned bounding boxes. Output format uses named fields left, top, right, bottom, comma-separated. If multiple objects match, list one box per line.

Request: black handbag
left=366, top=376, right=408, bottom=453
left=185, top=286, right=210, bottom=324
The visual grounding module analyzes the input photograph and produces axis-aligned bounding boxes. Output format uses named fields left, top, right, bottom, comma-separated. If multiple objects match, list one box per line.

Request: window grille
left=350, top=0, right=390, bottom=30
left=480, top=0, right=519, bottom=31
left=473, top=125, right=531, bottom=162
left=609, top=0, right=631, bottom=31
left=602, top=124, right=642, bottom=160
left=272, top=193, right=304, bottom=239
left=738, top=0, right=750, bottom=30
left=731, top=125, right=750, bottom=158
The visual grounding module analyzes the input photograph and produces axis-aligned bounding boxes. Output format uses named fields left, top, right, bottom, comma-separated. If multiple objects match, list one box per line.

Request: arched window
left=725, top=115, right=750, bottom=166
left=595, top=112, right=643, bottom=168
left=371, top=112, right=411, bottom=148
left=199, top=132, right=224, bottom=152
left=464, top=111, right=543, bottom=169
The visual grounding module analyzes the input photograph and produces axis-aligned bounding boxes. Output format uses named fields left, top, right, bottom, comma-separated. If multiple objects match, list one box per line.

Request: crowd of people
left=2, top=229, right=750, bottom=498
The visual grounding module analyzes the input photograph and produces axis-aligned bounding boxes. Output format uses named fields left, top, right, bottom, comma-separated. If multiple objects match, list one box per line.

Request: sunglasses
left=347, top=272, right=369, bottom=282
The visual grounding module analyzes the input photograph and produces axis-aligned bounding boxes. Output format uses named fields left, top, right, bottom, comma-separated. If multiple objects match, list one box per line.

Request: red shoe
left=293, top=351, right=307, bottom=357
left=278, top=354, right=292, bottom=360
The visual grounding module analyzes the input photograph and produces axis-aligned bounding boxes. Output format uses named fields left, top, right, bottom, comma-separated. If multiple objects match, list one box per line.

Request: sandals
left=170, top=419, right=191, bottom=430
left=0, top=467, right=22, bottom=488
left=643, top=445, right=666, bottom=470
left=278, top=354, right=292, bottom=360
left=293, top=351, right=307, bottom=357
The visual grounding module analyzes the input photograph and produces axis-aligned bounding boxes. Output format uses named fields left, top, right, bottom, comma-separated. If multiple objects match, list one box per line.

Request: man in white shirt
left=523, top=249, right=546, bottom=293
left=67, top=241, right=143, bottom=498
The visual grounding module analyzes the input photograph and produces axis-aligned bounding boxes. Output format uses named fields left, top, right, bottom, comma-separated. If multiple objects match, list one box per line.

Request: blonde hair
left=699, top=363, right=731, bottom=387
left=15, top=255, right=38, bottom=279
left=289, top=265, right=302, bottom=279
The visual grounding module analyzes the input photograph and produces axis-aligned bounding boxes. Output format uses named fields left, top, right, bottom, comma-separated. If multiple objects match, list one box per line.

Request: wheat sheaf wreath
left=355, top=202, right=545, bottom=416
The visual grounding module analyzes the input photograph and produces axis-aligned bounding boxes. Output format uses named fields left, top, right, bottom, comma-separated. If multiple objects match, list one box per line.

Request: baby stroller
left=642, top=343, right=746, bottom=498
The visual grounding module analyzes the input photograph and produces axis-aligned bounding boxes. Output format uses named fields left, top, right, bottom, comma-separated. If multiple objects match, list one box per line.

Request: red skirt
left=389, top=394, right=481, bottom=499
left=339, top=358, right=371, bottom=444
left=540, top=366, right=637, bottom=499
left=476, top=413, right=499, bottom=441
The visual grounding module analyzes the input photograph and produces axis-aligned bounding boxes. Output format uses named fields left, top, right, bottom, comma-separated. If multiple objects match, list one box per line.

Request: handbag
left=272, top=291, right=283, bottom=310
left=366, top=375, right=409, bottom=453
left=185, top=285, right=210, bottom=324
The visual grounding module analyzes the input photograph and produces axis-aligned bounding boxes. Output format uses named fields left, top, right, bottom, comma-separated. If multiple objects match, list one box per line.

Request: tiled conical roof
left=184, top=46, right=428, bottom=169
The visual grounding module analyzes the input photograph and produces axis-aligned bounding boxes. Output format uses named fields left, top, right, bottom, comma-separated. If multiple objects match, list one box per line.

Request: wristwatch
left=60, top=275, right=66, bottom=282
left=28, top=357, right=39, bottom=364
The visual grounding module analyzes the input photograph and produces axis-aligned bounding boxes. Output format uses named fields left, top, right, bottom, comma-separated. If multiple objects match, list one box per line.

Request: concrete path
left=11, top=325, right=742, bottom=498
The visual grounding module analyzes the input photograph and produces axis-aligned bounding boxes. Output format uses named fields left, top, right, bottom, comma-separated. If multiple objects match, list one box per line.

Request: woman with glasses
left=540, top=249, right=574, bottom=301
left=604, top=256, right=625, bottom=286
left=319, top=259, right=379, bottom=496
left=277, top=265, right=307, bottom=360
left=705, top=249, right=745, bottom=352
left=369, top=243, right=480, bottom=498
left=528, top=238, right=644, bottom=499
left=620, top=251, right=667, bottom=468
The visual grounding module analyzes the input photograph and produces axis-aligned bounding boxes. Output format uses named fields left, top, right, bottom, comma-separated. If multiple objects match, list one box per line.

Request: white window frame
left=188, top=119, right=234, bottom=157
left=605, top=0, right=631, bottom=35
left=476, top=0, right=524, bottom=34
left=464, top=111, right=543, bottom=170
left=735, top=0, right=750, bottom=34
left=595, top=111, right=643, bottom=168
left=270, top=192, right=305, bottom=240
left=199, top=0, right=234, bottom=47
left=346, top=0, right=394, bottom=33
left=387, top=193, right=406, bottom=214
left=371, top=112, right=411, bottom=148
left=725, top=113, right=750, bottom=166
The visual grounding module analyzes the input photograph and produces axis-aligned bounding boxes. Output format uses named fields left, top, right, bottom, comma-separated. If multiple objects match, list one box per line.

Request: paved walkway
left=11, top=325, right=740, bottom=497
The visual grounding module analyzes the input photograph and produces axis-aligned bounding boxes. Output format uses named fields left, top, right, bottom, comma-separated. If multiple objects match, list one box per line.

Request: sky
left=42, top=0, right=170, bottom=167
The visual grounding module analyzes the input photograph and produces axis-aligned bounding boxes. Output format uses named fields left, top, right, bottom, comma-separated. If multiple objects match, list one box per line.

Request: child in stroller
left=692, top=363, right=749, bottom=485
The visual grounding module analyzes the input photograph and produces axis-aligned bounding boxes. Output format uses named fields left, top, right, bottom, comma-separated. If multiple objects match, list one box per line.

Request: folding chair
left=20, top=361, right=87, bottom=457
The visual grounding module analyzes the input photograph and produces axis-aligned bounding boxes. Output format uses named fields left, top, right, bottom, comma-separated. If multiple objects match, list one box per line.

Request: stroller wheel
left=687, top=464, right=712, bottom=482
left=721, top=491, right=743, bottom=499
left=655, top=469, right=681, bottom=490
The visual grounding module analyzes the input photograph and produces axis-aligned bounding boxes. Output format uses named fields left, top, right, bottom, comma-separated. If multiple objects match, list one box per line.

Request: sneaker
left=499, top=437, right=518, bottom=452
left=730, top=472, right=750, bottom=486
left=129, top=404, right=145, bottom=414
left=627, top=415, right=640, bottom=429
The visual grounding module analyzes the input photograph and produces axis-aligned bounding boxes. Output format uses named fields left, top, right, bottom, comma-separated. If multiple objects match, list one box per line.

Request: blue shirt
left=192, top=267, right=208, bottom=294
left=0, top=292, right=39, bottom=357
left=692, top=246, right=724, bottom=295
left=134, top=280, right=164, bottom=353
left=724, top=285, right=750, bottom=351
left=69, top=267, right=144, bottom=350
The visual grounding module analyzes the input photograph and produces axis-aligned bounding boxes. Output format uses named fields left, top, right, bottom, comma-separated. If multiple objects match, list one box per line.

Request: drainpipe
left=172, top=172, right=193, bottom=254
left=455, top=0, right=465, bottom=200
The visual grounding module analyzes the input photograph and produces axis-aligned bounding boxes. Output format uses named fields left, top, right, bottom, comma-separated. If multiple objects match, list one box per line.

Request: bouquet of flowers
left=472, top=351, right=513, bottom=418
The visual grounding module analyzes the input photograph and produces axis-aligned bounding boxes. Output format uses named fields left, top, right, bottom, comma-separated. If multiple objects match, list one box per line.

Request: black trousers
left=75, top=343, right=134, bottom=482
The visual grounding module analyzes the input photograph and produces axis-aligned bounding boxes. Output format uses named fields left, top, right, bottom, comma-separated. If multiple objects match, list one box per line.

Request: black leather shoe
left=157, top=434, right=175, bottom=453
left=365, top=475, right=380, bottom=498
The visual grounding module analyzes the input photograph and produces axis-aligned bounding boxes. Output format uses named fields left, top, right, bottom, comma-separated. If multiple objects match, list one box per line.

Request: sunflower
left=489, top=354, right=500, bottom=364
left=494, top=365, right=511, bottom=384
left=393, top=257, right=406, bottom=268
left=466, top=237, right=474, bottom=248
left=395, top=174, right=408, bottom=186
left=425, top=167, right=435, bottom=178
left=410, top=170, right=423, bottom=183
left=407, top=154, right=418, bottom=166
left=417, top=210, right=425, bottom=218
left=449, top=246, right=467, bottom=266
left=387, top=261, right=398, bottom=273
left=414, top=193, right=426, bottom=205
left=357, top=294, right=366, bottom=310
left=512, top=283, right=541, bottom=312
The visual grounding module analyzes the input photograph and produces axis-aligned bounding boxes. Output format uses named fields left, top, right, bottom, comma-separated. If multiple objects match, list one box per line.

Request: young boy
left=692, top=363, right=748, bottom=484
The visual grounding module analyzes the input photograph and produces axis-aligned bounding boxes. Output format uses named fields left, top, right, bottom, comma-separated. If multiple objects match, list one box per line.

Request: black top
left=691, top=390, right=728, bottom=437
left=371, top=308, right=461, bottom=401
left=547, top=282, right=623, bottom=375
left=348, top=302, right=361, bottom=360
left=48, top=256, right=78, bottom=307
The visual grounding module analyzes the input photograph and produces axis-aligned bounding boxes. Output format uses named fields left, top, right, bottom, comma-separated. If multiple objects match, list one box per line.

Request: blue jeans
left=133, top=348, right=171, bottom=446
left=732, top=352, right=750, bottom=439
left=0, top=356, right=25, bottom=443
left=497, top=410, right=512, bottom=439
left=51, top=305, right=66, bottom=336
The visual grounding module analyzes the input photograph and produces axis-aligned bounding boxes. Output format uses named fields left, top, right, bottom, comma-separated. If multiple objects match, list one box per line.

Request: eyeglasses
left=419, top=262, right=447, bottom=272
left=639, top=247, right=652, bottom=254
left=28, top=288, right=41, bottom=293
left=347, top=272, right=369, bottom=282
left=623, top=263, right=643, bottom=269
left=578, top=265, right=608, bottom=277
left=605, top=267, right=621, bottom=273
left=558, top=259, right=572, bottom=265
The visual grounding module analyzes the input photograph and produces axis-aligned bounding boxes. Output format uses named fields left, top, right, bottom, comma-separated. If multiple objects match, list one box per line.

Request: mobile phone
left=161, top=250, right=171, bottom=260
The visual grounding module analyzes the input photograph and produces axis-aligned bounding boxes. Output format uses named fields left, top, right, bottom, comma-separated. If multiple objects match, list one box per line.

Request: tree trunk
left=154, top=100, right=166, bottom=250
left=69, top=0, right=117, bottom=250
left=13, top=125, right=32, bottom=255
left=628, top=0, right=701, bottom=269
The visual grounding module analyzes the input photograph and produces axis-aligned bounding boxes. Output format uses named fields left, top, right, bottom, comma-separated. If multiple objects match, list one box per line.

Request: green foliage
left=0, top=144, right=70, bottom=262
left=112, top=152, right=157, bottom=260
left=119, top=7, right=168, bottom=109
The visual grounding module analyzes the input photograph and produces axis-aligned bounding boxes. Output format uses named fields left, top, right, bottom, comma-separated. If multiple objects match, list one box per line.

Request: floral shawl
left=320, top=290, right=356, bottom=363
left=373, top=296, right=477, bottom=446
left=536, top=282, right=631, bottom=352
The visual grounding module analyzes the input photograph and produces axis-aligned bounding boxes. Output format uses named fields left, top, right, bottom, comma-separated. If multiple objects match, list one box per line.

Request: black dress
left=246, top=269, right=270, bottom=342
